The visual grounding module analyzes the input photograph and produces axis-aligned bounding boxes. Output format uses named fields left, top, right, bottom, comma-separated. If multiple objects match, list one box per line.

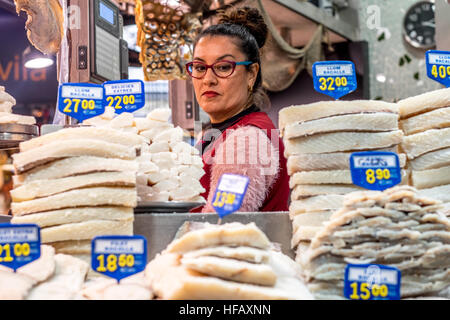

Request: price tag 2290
left=103, top=80, right=146, bottom=114
left=91, top=235, right=147, bottom=282
left=350, top=152, right=401, bottom=191
left=426, top=50, right=450, bottom=87
left=0, top=224, right=41, bottom=272
left=312, top=61, right=357, bottom=99
left=58, top=83, right=105, bottom=122
left=212, top=174, right=250, bottom=219
left=344, top=264, right=401, bottom=300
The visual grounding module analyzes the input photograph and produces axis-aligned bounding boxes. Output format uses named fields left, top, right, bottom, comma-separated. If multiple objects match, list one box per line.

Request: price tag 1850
left=312, top=61, right=357, bottom=99
left=0, top=224, right=41, bottom=272
left=91, top=235, right=147, bottom=282
left=426, top=50, right=450, bottom=87
left=212, top=174, right=250, bottom=219
left=344, top=264, right=401, bottom=300
left=58, top=83, right=105, bottom=122
left=350, top=151, right=402, bottom=191
left=103, top=80, right=146, bottom=114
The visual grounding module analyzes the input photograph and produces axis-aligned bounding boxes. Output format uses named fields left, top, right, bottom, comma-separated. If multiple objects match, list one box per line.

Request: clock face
left=403, top=1, right=436, bottom=49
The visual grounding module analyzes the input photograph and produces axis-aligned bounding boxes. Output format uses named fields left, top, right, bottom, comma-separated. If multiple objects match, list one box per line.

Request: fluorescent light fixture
left=22, top=46, right=54, bottom=69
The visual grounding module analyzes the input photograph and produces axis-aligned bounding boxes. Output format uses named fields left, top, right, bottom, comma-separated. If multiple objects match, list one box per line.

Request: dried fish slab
left=398, top=87, right=450, bottom=119
left=289, top=195, right=344, bottom=217
left=401, top=128, right=450, bottom=160
left=409, top=148, right=450, bottom=171
left=401, top=107, right=450, bottom=135
left=411, top=167, right=450, bottom=189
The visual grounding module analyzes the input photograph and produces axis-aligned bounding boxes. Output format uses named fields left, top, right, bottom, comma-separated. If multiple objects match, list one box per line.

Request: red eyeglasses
left=185, top=60, right=253, bottom=79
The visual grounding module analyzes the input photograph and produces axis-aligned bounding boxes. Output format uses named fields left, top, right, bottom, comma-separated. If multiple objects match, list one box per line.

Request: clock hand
left=421, top=21, right=435, bottom=27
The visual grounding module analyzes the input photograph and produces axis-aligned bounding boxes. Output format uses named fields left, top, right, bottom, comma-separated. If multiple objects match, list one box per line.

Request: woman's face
left=192, top=35, right=259, bottom=123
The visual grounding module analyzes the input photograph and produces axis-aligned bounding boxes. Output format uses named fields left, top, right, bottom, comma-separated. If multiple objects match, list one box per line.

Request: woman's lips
left=202, top=91, right=219, bottom=98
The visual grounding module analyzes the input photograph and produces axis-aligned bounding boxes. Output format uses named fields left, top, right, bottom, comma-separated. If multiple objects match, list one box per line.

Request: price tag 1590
left=58, top=83, right=105, bottom=122
left=350, top=151, right=401, bottom=191
left=312, top=61, right=357, bottom=99
left=212, top=174, right=250, bottom=219
left=426, top=50, right=450, bottom=87
left=0, top=224, right=41, bottom=272
left=103, top=80, right=146, bottom=114
left=344, top=264, right=401, bottom=300
left=91, top=235, right=147, bottom=282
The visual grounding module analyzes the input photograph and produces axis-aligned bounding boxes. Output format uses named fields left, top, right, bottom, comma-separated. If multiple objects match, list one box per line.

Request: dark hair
left=193, top=7, right=270, bottom=109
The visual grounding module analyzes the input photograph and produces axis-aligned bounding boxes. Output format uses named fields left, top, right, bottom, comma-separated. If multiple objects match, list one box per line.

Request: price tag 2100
left=91, top=235, right=147, bottom=282
left=212, top=174, right=250, bottom=219
left=426, top=50, right=450, bottom=87
left=0, top=224, right=41, bottom=272
left=58, top=83, right=105, bottom=122
left=312, top=61, right=357, bottom=99
left=350, top=152, right=401, bottom=191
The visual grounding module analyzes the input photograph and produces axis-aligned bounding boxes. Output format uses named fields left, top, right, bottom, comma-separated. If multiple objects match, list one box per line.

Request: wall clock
left=403, top=1, right=436, bottom=49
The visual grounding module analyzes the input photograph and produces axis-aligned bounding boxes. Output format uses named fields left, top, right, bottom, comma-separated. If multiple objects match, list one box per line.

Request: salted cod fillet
left=284, top=131, right=403, bottom=156
left=13, top=139, right=137, bottom=173
left=284, top=112, right=399, bottom=139
left=409, top=148, right=450, bottom=171
left=411, top=167, right=450, bottom=189
left=40, top=219, right=134, bottom=243
left=11, top=206, right=133, bottom=228
left=291, top=185, right=364, bottom=200
left=419, top=185, right=450, bottom=202
left=182, top=246, right=270, bottom=264
left=286, top=148, right=405, bottom=173
left=398, top=87, right=450, bottom=119
left=401, top=128, right=450, bottom=160
left=279, top=100, right=398, bottom=133
left=11, top=187, right=137, bottom=216
left=13, top=156, right=139, bottom=187
left=401, top=107, right=450, bottom=135
left=19, top=126, right=145, bottom=152
left=181, top=256, right=277, bottom=286
left=49, top=240, right=92, bottom=255
left=11, top=171, right=136, bottom=202
left=289, top=195, right=344, bottom=217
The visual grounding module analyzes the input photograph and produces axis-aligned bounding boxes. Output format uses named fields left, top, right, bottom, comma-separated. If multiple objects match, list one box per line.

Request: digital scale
left=68, top=0, right=128, bottom=83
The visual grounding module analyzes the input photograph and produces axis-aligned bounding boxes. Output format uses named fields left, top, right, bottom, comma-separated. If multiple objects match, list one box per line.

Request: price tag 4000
left=0, top=224, right=41, bottom=272
left=426, top=50, right=450, bottom=87
left=91, top=235, right=147, bottom=282
left=312, top=61, right=357, bottom=99
left=58, top=83, right=105, bottom=122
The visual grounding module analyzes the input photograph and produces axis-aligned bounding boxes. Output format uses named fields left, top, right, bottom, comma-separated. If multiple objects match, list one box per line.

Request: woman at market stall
left=188, top=7, right=290, bottom=213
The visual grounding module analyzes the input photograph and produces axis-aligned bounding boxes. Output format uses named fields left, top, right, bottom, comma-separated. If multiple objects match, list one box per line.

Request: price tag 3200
left=312, top=61, right=357, bottom=99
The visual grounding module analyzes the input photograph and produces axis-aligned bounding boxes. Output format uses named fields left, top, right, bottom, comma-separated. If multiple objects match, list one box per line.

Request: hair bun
left=218, top=7, right=268, bottom=48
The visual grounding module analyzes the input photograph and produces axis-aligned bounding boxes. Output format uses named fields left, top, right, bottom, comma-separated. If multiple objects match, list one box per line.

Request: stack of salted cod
left=278, top=101, right=406, bottom=254
left=0, top=86, right=36, bottom=125
left=144, top=222, right=313, bottom=300
left=9, top=126, right=141, bottom=265
left=0, top=245, right=89, bottom=300
left=299, top=185, right=450, bottom=299
left=398, top=88, right=450, bottom=208
left=83, top=107, right=205, bottom=203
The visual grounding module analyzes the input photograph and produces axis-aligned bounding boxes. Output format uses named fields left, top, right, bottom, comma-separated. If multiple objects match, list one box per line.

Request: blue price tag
left=312, top=61, right=357, bottom=99
left=0, top=224, right=41, bottom=272
left=426, top=50, right=450, bottom=87
left=58, top=83, right=105, bottom=122
left=91, top=235, right=147, bottom=282
left=212, top=174, right=250, bottom=218
left=350, top=151, right=401, bottom=191
left=103, top=80, right=146, bottom=114
left=344, top=264, right=401, bottom=300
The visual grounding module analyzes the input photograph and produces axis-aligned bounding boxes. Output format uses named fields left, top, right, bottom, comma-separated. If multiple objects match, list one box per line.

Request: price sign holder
left=312, top=61, right=357, bottom=99
left=57, top=83, right=105, bottom=122
left=426, top=50, right=450, bottom=87
left=344, top=264, right=401, bottom=300
left=103, top=80, right=146, bottom=114
left=212, top=174, right=250, bottom=220
left=350, top=151, right=401, bottom=191
left=0, top=224, right=41, bottom=272
left=91, top=235, right=147, bottom=282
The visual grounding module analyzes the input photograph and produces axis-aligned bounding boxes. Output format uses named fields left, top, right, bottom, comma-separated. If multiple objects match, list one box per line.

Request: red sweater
left=192, top=111, right=289, bottom=213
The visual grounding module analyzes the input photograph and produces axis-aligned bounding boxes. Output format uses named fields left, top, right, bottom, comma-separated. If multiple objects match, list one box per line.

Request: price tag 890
left=91, top=235, right=147, bottom=282
left=212, top=174, right=250, bottom=219
left=0, top=224, right=41, bottom=272
left=103, top=80, right=146, bottom=114
left=344, top=264, right=401, bottom=300
left=426, top=50, right=450, bottom=87
left=58, top=83, right=105, bottom=122
left=312, top=61, right=357, bottom=99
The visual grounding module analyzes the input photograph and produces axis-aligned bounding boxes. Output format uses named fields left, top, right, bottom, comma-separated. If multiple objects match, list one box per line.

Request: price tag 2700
left=426, top=50, right=450, bottom=87
left=0, top=224, right=41, bottom=272
left=91, top=235, right=147, bottom=282
left=58, top=83, right=105, bottom=122
left=312, top=61, right=357, bottom=99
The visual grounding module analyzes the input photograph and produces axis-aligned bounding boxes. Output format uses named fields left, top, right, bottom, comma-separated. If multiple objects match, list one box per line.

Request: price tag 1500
left=103, top=80, right=146, bottom=114
left=312, top=61, right=357, bottom=99
left=350, top=151, right=401, bottom=191
left=91, top=235, right=147, bottom=282
left=0, top=224, right=41, bottom=272
left=212, top=174, right=250, bottom=219
left=426, top=50, right=450, bottom=87
left=58, top=83, right=105, bottom=122
left=344, top=264, right=401, bottom=300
